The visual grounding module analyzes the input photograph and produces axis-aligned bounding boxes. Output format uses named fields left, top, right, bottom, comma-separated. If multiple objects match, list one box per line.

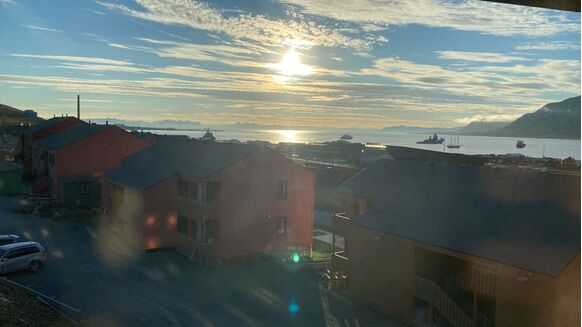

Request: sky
left=0, top=0, right=580, bottom=128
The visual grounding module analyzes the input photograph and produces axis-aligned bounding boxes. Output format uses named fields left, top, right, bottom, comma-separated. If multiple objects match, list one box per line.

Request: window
left=205, top=182, right=221, bottom=203
left=177, top=215, right=188, bottom=235
left=178, top=179, right=189, bottom=197
left=20, top=246, right=40, bottom=256
left=81, top=184, right=89, bottom=194
left=276, top=217, right=287, bottom=236
left=277, top=180, right=288, bottom=199
left=190, top=182, right=199, bottom=201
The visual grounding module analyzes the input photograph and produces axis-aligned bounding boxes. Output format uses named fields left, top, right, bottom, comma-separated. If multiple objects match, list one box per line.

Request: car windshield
left=0, top=1, right=580, bottom=326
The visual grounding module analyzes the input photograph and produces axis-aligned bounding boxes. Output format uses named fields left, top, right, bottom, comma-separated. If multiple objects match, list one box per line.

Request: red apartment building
left=35, top=124, right=150, bottom=201
left=102, top=139, right=315, bottom=263
left=332, top=159, right=580, bottom=327
left=28, top=117, right=87, bottom=179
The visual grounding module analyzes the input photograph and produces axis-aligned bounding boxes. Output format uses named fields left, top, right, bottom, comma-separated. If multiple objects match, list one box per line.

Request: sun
left=268, top=48, right=313, bottom=84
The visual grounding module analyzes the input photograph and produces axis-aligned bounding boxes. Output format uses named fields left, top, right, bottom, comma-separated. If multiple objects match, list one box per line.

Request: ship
left=201, top=130, right=216, bottom=141
left=340, top=134, right=353, bottom=140
left=417, top=133, right=444, bottom=144
left=516, top=140, right=526, bottom=148
left=446, top=136, right=462, bottom=149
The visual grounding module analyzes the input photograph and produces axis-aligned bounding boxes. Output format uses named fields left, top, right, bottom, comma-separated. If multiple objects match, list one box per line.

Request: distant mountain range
left=495, top=96, right=580, bottom=139
left=381, top=125, right=461, bottom=134
left=382, top=96, right=581, bottom=140
left=87, top=118, right=202, bottom=130
left=455, top=121, right=510, bottom=135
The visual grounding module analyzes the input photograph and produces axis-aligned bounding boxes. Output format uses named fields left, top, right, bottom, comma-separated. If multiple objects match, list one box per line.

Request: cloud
left=9, top=54, right=134, bottom=66
left=278, top=0, right=580, bottom=37
left=82, top=8, right=106, bottom=15
left=0, top=0, right=18, bottom=5
left=360, top=57, right=581, bottom=102
left=515, top=41, right=581, bottom=51
left=436, top=51, right=530, bottom=63
left=0, top=74, right=207, bottom=99
left=21, top=24, right=63, bottom=33
left=97, top=0, right=375, bottom=49
left=454, top=114, right=521, bottom=124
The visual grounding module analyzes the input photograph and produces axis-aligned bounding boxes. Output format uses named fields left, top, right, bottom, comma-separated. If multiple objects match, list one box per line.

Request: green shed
left=60, top=175, right=100, bottom=208
left=0, top=162, right=23, bottom=195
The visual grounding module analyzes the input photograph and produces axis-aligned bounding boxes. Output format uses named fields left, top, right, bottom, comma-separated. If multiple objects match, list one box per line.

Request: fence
left=0, top=277, right=83, bottom=325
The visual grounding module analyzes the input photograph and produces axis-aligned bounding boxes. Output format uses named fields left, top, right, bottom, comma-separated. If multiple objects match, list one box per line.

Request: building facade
left=38, top=124, right=150, bottom=201
left=102, top=140, right=315, bottom=262
left=332, top=159, right=580, bottom=327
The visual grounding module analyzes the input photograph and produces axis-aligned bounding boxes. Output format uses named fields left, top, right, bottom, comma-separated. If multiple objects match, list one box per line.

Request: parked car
left=0, top=241, right=47, bottom=274
left=0, top=235, right=20, bottom=246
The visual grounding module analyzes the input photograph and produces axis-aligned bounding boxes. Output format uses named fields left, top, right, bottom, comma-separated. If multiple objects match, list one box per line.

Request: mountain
left=495, top=96, right=580, bottom=139
left=0, top=103, right=24, bottom=118
left=0, top=103, right=42, bottom=126
left=87, top=118, right=202, bottom=130
left=381, top=125, right=461, bottom=134
left=456, top=121, right=510, bottom=135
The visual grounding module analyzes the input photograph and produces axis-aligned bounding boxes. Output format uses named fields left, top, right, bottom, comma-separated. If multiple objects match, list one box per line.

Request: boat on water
left=201, top=130, right=216, bottom=141
left=446, top=136, right=462, bottom=149
left=417, top=133, right=444, bottom=144
left=516, top=140, right=526, bottom=148
left=340, top=134, right=353, bottom=140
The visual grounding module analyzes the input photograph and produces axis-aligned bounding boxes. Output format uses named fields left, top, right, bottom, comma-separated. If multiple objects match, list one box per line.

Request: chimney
left=77, top=94, right=80, bottom=119
left=105, top=120, right=108, bottom=125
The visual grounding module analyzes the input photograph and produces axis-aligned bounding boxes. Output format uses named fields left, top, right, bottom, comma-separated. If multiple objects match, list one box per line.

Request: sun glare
left=276, top=129, right=299, bottom=142
left=268, top=48, right=313, bottom=84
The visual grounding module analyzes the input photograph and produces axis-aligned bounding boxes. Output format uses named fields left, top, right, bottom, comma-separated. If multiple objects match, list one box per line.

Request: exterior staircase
left=415, top=277, right=474, bottom=327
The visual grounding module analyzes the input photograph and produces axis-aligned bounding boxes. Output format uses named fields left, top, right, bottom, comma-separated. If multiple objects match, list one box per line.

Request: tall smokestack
left=77, top=94, right=80, bottom=119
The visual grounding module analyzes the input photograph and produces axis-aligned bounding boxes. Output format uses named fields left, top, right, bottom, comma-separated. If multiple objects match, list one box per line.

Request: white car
left=0, top=241, right=47, bottom=274
left=0, top=235, right=20, bottom=246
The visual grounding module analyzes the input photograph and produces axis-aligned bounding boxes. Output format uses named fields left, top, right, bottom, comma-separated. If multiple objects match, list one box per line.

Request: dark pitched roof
left=60, top=175, right=96, bottom=184
left=37, top=124, right=109, bottom=150
left=29, top=117, right=81, bottom=134
left=338, top=160, right=580, bottom=277
left=105, top=139, right=263, bottom=190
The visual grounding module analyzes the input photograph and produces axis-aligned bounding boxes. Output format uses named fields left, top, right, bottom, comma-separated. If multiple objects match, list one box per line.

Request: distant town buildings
left=23, top=109, right=37, bottom=119
left=331, top=159, right=580, bottom=327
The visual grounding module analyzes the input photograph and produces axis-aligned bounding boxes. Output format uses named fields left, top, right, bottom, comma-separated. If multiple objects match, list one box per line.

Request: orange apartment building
left=332, top=159, right=580, bottom=327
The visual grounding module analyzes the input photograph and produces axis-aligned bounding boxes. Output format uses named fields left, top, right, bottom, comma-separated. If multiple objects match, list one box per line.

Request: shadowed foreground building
left=102, top=139, right=314, bottom=263
left=332, top=160, right=580, bottom=327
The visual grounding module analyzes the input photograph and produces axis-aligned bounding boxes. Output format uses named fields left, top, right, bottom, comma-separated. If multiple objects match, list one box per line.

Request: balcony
left=332, top=212, right=350, bottom=236
left=332, top=250, right=349, bottom=272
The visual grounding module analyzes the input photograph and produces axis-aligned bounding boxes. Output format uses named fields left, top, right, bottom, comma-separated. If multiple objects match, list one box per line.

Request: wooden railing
left=453, top=266, right=496, bottom=297
left=331, top=251, right=349, bottom=272
left=332, top=213, right=350, bottom=236
left=415, top=277, right=474, bottom=327
left=203, top=203, right=220, bottom=220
